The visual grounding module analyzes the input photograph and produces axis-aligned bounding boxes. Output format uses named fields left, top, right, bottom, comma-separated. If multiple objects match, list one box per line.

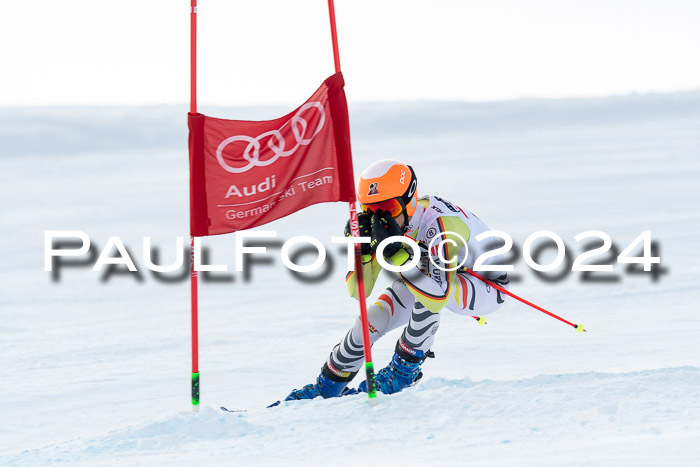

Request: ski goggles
left=360, top=197, right=406, bottom=218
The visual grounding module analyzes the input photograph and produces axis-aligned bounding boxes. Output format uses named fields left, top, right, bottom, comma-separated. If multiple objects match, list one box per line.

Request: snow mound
left=4, top=408, right=265, bottom=466
left=85, top=407, right=264, bottom=452
left=7, top=367, right=699, bottom=465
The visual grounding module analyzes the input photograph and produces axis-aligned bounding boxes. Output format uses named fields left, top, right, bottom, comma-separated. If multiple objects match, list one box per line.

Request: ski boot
left=358, top=338, right=431, bottom=395
left=285, top=364, right=358, bottom=401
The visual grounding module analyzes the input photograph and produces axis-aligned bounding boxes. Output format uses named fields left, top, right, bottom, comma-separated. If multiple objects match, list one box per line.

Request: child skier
left=286, top=159, right=509, bottom=399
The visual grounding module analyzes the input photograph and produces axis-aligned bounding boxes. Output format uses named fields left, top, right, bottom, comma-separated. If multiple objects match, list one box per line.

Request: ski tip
left=221, top=401, right=280, bottom=412
left=220, top=406, right=247, bottom=413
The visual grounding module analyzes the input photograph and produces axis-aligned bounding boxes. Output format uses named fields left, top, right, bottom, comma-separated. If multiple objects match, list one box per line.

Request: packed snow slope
left=1, top=91, right=700, bottom=465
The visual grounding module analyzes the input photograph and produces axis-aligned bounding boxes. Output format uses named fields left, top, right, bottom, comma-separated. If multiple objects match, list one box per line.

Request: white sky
left=1, top=0, right=699, bottom=106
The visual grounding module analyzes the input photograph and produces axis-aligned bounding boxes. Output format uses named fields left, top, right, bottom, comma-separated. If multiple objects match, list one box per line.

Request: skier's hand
left=344, top=211, right=373, bottom=260
left=370, top=211, right=409, bottom=264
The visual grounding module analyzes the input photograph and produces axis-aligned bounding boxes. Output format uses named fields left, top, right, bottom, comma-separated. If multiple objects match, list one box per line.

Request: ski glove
left=370, top=211, right=410, bottom=265
left=344, top=211, right=373, bottom=261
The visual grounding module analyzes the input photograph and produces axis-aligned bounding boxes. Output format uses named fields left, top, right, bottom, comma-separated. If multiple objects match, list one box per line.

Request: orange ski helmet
left=357, top=160, right=418, bottom=218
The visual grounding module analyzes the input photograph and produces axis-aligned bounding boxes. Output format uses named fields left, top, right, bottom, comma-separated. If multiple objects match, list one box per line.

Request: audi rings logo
left=216, top=102, right=326, bottom=174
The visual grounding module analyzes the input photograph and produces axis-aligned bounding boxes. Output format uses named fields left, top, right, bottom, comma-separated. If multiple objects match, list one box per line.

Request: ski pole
left=462, top=268, right=586, bottom=332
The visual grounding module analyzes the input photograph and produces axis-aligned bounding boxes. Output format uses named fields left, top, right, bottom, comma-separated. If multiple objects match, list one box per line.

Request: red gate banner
left=188, top=72, right=355, bottom=236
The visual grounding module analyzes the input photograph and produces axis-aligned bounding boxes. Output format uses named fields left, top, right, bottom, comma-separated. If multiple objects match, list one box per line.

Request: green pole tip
left=191, top=372, right=200, bottom=405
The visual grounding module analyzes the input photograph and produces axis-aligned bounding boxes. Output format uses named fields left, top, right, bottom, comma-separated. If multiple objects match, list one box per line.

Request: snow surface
left=1, top=93, right=700, bottom=465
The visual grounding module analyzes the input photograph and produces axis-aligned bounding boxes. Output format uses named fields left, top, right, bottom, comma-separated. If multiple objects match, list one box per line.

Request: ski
left=220, top=388, right=364, bottom=413
left=220, top=400, right=281, bottom=413
left=220, top=406, right=246, bottom=413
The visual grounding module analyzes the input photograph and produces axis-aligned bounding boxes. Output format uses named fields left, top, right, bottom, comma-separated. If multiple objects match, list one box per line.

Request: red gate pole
left=190, top=0, right=197, bottom=114
left=328, top=0, right=377, bottom=399
left=327, top=0, right=342, bottom=75
left=189, top=0, right=200, bottom=410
